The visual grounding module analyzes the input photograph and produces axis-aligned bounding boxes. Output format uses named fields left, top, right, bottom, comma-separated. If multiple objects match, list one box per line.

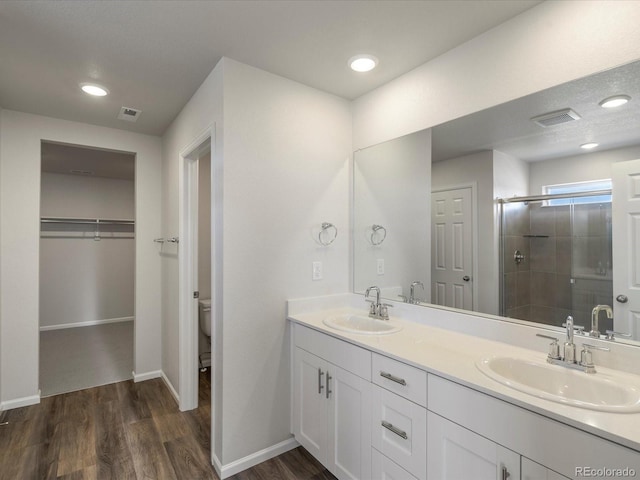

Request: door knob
left=462, top=276, right=470, bottom=282
left=616, top=294, right=628, bottom=303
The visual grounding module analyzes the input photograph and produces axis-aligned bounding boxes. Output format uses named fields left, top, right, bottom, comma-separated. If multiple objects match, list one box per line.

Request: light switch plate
left=312, top=261, right=322, bottom=281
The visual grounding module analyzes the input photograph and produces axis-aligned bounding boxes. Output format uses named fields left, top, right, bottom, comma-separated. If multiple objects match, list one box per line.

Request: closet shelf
left=41, top=216, right=135, bottom=225
left=40, top=216, right=135, bottom=240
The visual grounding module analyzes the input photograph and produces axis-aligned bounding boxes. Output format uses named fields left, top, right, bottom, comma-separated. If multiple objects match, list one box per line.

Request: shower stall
left=500, top=190, right=613, bottom=332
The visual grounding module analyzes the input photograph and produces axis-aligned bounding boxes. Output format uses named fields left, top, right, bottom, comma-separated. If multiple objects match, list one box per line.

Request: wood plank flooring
left=0, top=370, right=335, bottom=480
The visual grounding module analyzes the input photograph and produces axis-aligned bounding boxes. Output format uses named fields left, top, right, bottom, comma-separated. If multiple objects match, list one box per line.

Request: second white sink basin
left=477, top=356, right=640, bottom=413
left=323, top=313, right=402, bottom=335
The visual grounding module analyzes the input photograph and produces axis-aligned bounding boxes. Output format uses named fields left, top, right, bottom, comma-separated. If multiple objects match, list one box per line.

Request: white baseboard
left=0, top=392, right=41, bottom=411
left=161, top=371, right=180, bottom=403
left=132, top=370, right=162, bottom=382
left=40, top=316, right=134, bottom=331
left=215, top=437, right=300, bottom=479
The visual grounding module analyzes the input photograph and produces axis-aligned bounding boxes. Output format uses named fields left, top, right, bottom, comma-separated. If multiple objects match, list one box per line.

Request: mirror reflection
left=353, top=60, right=640, bottom=343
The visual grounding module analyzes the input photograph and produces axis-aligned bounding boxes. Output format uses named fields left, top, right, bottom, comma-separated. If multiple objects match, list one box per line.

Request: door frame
left=431, top=182, right=478, bottom=310
left=178, top=127, right=213, bottom=412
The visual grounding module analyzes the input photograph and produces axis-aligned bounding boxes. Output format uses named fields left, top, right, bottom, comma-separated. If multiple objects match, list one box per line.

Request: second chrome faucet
left=537, top=315, right=609, bottom=374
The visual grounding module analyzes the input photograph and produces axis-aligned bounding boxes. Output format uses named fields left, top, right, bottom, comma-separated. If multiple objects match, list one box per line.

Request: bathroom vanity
left=288, top=296, right=640, bottom=480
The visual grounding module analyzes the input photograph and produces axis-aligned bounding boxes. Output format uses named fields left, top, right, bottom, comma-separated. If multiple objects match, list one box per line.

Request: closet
left=39, top=141, right=136, bottom=396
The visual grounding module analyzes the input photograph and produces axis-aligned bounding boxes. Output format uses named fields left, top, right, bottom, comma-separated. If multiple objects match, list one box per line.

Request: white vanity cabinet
left=427, top=411, right=520, bottom=480
left=292, top=325, right=372, bottom=480
left=290, top=320, right=640, bottom=480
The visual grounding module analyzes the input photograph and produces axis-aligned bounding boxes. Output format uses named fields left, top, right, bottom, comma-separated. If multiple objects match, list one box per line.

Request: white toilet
left=199, top=298, right=212, bottom=370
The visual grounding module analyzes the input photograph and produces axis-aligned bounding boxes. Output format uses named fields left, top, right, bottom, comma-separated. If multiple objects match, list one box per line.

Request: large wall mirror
left=353, top=59, right=640, bottom=345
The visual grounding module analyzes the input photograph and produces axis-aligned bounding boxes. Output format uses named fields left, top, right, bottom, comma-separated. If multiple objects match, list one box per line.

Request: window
left=543, top=179, right=612, bottom=206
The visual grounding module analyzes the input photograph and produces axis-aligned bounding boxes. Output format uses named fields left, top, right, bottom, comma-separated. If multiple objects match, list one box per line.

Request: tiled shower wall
left=502, top=202, right=613, bottom=331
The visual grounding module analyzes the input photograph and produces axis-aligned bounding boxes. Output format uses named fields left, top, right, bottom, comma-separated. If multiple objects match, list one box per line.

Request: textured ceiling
left=0, top=0, right=540, bottom=136
left=432, top=60, right=640, bottom=163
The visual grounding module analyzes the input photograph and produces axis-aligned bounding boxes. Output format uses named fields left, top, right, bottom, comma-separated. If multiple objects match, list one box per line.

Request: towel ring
left=370, top=224, right=387, bottom=245
left=318, top=222, right=338, bottom=246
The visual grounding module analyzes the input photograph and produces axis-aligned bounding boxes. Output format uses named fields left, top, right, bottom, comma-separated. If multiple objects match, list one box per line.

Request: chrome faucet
left=409, top=281, right=425, bottom=304
left=537, top=315, right=609, bottom=373
left=365, top=285, right=391, bottom=320
left=563, top=315, right=577, bottom=363
left=590, top=305, right=613, bottom=338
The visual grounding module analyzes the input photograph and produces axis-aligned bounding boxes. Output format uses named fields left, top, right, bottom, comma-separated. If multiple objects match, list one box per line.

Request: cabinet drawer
left=372, top=353, right=427, bottom=407
left=372, top=447, right=418, bottom=480
left=371, top=385, right=427, bottom=480
left=294, top=324, right=371, bottom=380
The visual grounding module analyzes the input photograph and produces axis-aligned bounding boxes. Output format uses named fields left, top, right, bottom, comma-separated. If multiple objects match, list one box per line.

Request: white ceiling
left=432, top=60, right=640, bottom=163
left=0, top=0, right=540, bottom=136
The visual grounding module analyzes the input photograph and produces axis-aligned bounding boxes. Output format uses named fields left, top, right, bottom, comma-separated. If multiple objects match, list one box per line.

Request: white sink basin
left=323, top=313, right=402, bottom=335
left=477, top=356, right=640, bottom=413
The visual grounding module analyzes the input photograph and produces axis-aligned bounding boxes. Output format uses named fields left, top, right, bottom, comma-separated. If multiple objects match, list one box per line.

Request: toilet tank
left=199, top=299, right=212, bottom=337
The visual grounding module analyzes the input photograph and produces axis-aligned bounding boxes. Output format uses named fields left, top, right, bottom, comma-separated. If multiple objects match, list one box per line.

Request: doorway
left=39, top=141, right=136, bottom=396
left=179, top=132, right=213, bottom=412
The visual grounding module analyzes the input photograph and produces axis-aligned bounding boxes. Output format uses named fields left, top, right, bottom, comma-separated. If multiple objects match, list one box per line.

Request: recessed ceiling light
left=599, top=95, right=630, bottom=108
left=580, top=142, right=599, bottom=150
left=349, top=55, right=378, bottom=73
left=80, top=83, right=109, bottom=96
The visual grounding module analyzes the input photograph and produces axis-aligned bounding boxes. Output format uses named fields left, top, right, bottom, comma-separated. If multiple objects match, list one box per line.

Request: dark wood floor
left=0, top=370, right=335, bottom=480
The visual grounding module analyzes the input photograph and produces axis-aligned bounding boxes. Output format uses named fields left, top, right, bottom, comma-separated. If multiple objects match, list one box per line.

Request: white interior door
left=612, top=158, right=640, bottom=338
left=431, top=187, right=473, bottom=310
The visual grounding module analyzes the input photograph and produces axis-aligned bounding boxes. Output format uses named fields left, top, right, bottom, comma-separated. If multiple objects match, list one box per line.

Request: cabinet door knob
left=501, top=466, right=510, bottom=480
left=318, top=368, right=324, bottom=394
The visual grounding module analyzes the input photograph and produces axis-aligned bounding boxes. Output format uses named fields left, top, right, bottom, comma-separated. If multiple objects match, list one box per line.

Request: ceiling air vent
left=531, top=108, right=581, bottom=127
left=118, top=106, right=142, bottom=122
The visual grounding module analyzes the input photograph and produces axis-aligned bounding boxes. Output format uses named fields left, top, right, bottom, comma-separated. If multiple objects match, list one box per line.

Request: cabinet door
left=327, top=364, right=372, bottom=480
left=293, top=348, right=328, bottom=463
left=522, top=458, right=570, bottom=480
left=427, top=412, right=520, bottom=480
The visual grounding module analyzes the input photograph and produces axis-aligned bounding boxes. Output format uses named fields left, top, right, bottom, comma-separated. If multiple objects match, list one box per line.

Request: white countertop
left=288, top=306, right=640, bottom=452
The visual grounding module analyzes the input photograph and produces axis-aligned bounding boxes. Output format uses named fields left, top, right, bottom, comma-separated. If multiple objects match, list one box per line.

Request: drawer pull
left=326, top=373, right=332, bottom=399
left=380, top=371, right=407, bottom=386
left=381, top=420, right=408, bottom=440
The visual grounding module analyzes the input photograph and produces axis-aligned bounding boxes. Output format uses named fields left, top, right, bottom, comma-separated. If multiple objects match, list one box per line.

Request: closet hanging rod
left=40, top=217, right=135, bottom=225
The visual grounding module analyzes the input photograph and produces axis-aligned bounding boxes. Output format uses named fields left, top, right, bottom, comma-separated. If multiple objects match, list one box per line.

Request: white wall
left=529, top=144, right=640, bottom=194
left=0, top=110, right=162, bottom=407
left=354, top=130, right=431, bottom=301
left=40, top=173, right=135, bottom=328
left=221, top=58, right=351, bottom=465
left=161, top=58, right=223, bottom=457
left=161, top=57, right=351, bottom=470
left=353, top=1, right=640, bottom=149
